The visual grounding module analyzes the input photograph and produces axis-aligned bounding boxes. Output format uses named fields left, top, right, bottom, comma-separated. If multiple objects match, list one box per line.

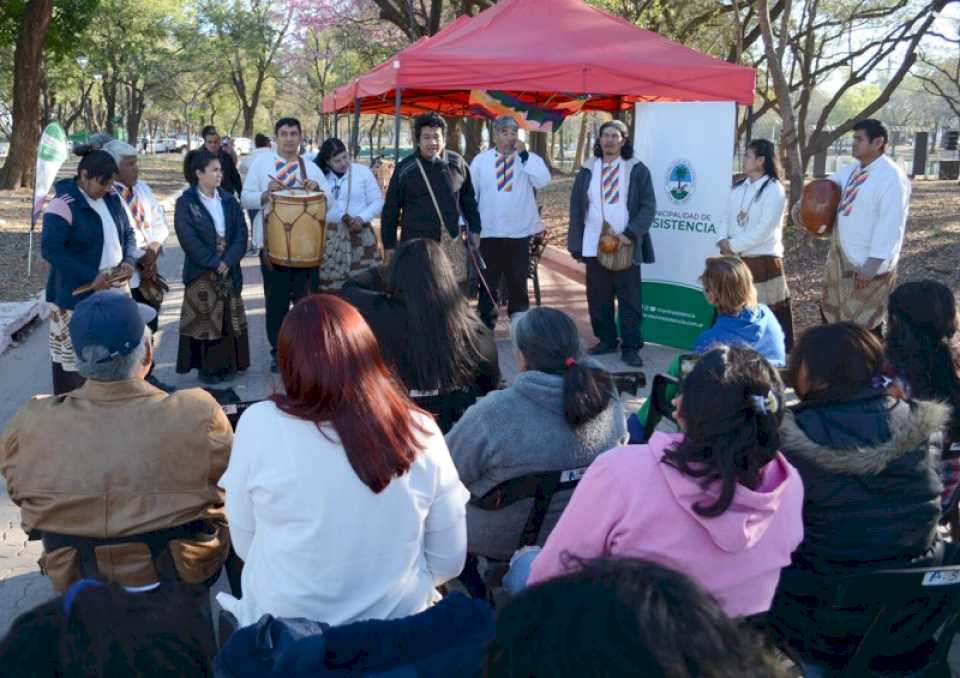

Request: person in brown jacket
left=0, top=291, right=232, bottom=592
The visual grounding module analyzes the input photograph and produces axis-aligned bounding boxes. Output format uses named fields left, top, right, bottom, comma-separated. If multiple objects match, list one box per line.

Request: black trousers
left=585, top=257, right=643, bottom=350
left=261, top=253, right=319, bottom=352
left=477, top=236, right=530, bottom=327
left=131, top=286, right=161, bottom=332
left=52, top=362, right=85, bottom=396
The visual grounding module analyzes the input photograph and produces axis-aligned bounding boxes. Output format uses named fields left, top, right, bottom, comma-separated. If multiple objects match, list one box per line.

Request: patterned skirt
left=176, top=239, right=250, bottom=375
left=820, top=235, right=896, bottom=331
left=317, top=222, right=353, bottom=290
left=349, top=222, right=383, bottom=276
left=49, top=273, right=131, bottom=372
left=742, top=255, right=795, bottom=351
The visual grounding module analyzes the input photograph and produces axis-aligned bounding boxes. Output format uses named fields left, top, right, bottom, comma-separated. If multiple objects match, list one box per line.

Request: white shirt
left=216, top=401, right=470, bottom=627
left=82, top=190, right=123, bottom=271
left=828, top=154, right=911, bottom=273
left=241, top=152, right=331, bottom=249
left=470, top=148, right=550, bottom=238
left=719, top=176, right=786, bottom=257
left=324, top=163, right=384, bottom=225
left=114, top=181, right=170, bottom=289
left=583, top=157, right=630, bottom=257
left=198, top=190, right=226, bottom=237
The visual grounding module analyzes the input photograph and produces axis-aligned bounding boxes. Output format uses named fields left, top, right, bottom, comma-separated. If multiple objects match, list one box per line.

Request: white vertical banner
left=634, top=101, right=735, bottom=349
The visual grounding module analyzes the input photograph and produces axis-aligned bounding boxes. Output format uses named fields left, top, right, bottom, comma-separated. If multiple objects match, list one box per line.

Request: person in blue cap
left=0, top=291, right=233, bottom=594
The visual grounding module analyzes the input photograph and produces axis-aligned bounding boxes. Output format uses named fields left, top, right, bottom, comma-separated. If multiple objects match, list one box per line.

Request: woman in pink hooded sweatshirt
left=528, top=344, right=804, bottom=617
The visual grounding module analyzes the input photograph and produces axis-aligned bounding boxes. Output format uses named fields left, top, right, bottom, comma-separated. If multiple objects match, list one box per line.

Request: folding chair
left=784, top=564, right=960, bottom=677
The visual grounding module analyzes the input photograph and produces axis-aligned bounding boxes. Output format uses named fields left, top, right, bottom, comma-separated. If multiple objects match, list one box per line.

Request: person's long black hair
left=662, top=345, right=784, bottom=517
left=388, top=238, right=488, bottom=392
left=513, top=307, right=615, bottom=428
left=315, top=137, right=348, bottom=176
left=734, top=139, right=780, bottom=197
left=887, top=280, right=960, bottom=441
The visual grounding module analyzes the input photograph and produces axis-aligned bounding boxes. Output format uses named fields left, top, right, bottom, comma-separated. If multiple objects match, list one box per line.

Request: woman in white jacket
left=718, top=139, right=794, bottom=350
left=218, top=294, right=468, bottom=627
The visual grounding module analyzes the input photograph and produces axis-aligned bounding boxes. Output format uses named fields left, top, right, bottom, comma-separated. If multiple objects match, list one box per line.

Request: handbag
left=596, top=166, right=634, bottom=272
left=416, top=158, right=468, bottom=283
left=341, top=163, right=384, bottom=273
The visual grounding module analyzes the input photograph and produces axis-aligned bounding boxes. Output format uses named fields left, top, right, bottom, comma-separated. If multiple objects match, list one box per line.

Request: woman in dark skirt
left=174, top=149, right=250, bottom=384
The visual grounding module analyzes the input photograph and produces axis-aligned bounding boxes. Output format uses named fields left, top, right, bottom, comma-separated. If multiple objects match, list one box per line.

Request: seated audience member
left=628, top=255, right=785, bottom=441
left=217, top=294, right=470, bottom=627
left=527, top=345, right=803, bottom=617
left=215, top=592, right=494, bottom=677
left=487, top=558, right=787, bottom=678
left=694, top=256, right=785, bottom=365
left=446, top=307, right=627, bottom=562
left=342, top=237, right=501, bottom=432
left=0, top=579, right=216, bottom=677
left=769, top=322, right=947, bottom=670
left=0, top=292, right=232, bottom=593
left=886, top=280, right=960, bottom=509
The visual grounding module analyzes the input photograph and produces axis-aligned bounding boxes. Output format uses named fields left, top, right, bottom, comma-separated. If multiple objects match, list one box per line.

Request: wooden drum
left=798, top=179, right=842, bottom=237
left=265, top=190, right=328, bottom=268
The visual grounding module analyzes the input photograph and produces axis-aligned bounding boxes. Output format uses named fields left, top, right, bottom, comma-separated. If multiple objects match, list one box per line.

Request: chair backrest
left=469, top=466, right=588, bottom=549
left=828, top=564, right=960, bottom=676
left=641, top=372, right=680, bottom=443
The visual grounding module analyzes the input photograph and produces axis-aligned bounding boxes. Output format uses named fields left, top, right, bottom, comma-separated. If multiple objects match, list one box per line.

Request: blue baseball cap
left=69, top=291, right=157, bottom=363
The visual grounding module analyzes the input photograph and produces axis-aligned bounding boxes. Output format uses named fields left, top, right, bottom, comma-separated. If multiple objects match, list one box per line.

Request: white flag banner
left=634, top=101, right=735, bottom=349
left=32, top=122, right=69, bottom=224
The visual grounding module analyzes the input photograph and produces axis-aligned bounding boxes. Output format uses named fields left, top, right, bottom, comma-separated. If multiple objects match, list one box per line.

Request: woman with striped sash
left=718, top=139, right=795, bottom=351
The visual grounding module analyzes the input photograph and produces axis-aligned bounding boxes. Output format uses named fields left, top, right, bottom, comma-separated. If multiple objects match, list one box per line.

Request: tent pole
left=352, top=93, right=361, bottom=159
left=394, top=88, right=402, bottom=161
left=746, top=105, right=754, bottom=144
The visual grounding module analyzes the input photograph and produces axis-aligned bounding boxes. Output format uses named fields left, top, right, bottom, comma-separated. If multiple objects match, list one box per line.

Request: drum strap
left=298, top=156, right=309, bottom=189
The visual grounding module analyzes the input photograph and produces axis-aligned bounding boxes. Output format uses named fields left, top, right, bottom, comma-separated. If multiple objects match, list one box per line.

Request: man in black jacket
left=568, top=120, right=656, bottom=368
left=201, top=125, right=243, bottom=199
left=381, top=113, right=481, bottom=264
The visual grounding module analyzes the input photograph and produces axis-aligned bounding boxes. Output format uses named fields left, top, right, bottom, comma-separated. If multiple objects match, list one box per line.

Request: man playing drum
left=818, top=119, right=910, bottom=334
left=241, top=117, right=330, bottom=372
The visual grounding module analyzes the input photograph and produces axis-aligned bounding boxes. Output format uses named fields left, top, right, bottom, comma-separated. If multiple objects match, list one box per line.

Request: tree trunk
left=574, top=114, right=589, bottom=169
left=757, top=0, right=803, bottom=209
left=0, top=0, right=54, bottom=189
left=465, top=118, right=483, bottom=162
left=126, top=85, right=146, bottom=149
left=242, top=104, right=256, bottom=139
left=103, top=75, right=119, bottom=137
left=529, top=131, right=553, bottom=170
left=442, top=116, right=463, bottom=154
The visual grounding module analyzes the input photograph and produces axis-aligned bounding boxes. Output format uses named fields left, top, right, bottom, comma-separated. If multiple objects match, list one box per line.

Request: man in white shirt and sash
left=104, top=140, right=174, bottom=390
left=820, top=119, right=911, bottom=333
left=241, top=117, right=330, bottom=371
left=469, top=116, right=551, bottom=329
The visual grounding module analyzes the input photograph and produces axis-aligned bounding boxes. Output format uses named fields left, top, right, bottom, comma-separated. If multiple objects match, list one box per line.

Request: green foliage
left=0, top=0, right=100, bottom=57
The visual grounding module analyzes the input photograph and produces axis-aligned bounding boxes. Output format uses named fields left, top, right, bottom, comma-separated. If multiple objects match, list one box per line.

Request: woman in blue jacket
left=174, top=149, right=249, bottom=384
left=41, top=149, right=138, bottom=394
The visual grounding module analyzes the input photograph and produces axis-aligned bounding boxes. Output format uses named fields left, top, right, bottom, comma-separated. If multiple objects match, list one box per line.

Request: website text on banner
left=634, top=101, right=735, bottom=349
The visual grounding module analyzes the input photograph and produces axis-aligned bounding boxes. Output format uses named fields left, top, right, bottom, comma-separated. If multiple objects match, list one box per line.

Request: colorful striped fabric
left=602, top=163, right=620, bottom=204
left=496, top=153, right=515, bottom=192
left=468, top=90, right=587, bottom=133
left=839, top=167, right=869, bottom=216
left=119, top=185, right=147, bottom=235
left=274, top=159, right=300, bottom=187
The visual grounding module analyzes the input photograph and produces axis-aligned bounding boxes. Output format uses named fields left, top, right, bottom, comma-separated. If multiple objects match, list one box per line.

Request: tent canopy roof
left=323, top=0, right=756, bottom=114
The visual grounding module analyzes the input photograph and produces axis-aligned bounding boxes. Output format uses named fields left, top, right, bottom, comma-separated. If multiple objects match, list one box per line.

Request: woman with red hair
left=217, top=294, right=469, bottom=627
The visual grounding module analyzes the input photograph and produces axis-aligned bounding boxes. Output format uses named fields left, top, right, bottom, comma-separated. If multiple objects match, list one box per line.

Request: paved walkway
left=0, top=209, right=674, bottom=634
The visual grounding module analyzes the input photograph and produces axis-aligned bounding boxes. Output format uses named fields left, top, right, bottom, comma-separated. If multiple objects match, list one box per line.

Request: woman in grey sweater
left=446, top=307, right=627, bottom=561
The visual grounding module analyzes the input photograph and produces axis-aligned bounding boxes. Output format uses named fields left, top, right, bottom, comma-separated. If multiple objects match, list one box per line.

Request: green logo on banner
left=666, top=160, right=695, bottom=204
left=38, top=123, right=68, bottom=162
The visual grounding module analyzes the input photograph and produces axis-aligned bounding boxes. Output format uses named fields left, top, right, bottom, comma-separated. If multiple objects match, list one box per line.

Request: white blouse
left=217, top=401, right=470, bottom=627
left=324, top=163, right=384, bottom=226
left=198, top=190, right=226, bottom=237
left=720, top=176, right=786, bottom=257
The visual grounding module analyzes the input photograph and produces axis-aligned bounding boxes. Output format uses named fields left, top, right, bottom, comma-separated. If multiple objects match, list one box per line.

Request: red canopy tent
left=322, top=0, right=756, bottom=116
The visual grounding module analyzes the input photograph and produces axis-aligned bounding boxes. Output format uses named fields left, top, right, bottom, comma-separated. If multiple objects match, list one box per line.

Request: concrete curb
left=0, top=293, right=47, bottom=356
